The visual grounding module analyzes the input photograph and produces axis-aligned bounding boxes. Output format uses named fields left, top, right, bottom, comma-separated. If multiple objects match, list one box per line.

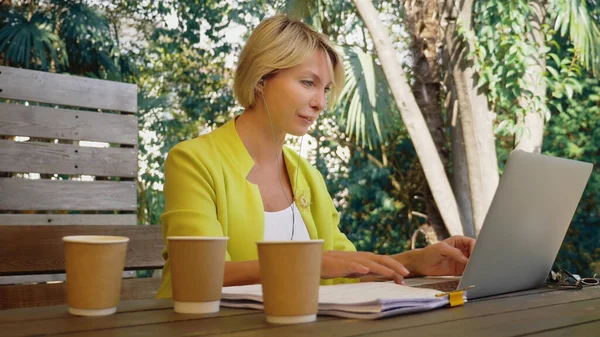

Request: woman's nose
left=310, top=91, right=327, bottom=112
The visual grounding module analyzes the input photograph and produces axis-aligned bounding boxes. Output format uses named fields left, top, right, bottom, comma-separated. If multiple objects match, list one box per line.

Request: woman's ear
left=255, top=78, right=265, bottom=96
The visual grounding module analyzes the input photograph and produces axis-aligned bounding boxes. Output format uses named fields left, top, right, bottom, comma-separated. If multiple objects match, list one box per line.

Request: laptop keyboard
left=413, top=280, right=460, bottom=292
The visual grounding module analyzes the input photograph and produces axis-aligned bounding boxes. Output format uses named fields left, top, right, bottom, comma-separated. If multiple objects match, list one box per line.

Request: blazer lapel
left=283, top=148, right=318, bottom=239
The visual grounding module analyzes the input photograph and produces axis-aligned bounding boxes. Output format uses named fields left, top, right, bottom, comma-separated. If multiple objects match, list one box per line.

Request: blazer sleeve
left=160, top=142, right=232, bottom=261
left=330, top=198, right=357, bottom=253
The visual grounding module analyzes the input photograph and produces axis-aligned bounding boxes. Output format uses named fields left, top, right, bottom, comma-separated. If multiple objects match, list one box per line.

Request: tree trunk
left=441, top=0, right=499, bottom=236
left=404, top=0, right=449, bottom=242
left=353, top=0, right=464, bottom=236
left=445, top=80, right=476, bottom=238
left=515, top=1, right=547, bottom=153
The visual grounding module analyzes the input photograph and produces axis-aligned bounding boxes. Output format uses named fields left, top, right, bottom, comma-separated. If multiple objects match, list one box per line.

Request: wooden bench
left=0, top=65, right=164, bottom=309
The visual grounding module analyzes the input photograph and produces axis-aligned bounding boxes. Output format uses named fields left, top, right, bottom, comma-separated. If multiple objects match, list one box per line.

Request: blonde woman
left=156, top=14, right=474, bottom=298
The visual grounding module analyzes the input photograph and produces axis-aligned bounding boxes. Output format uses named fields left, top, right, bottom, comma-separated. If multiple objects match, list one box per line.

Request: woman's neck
left=235, top=106, right=286, bottom=167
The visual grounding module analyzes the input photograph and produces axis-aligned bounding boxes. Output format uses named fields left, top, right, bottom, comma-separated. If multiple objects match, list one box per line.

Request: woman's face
left=259, top=50, right=332, bottom=137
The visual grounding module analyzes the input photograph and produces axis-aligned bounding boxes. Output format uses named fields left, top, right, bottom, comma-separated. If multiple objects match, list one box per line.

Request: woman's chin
left=287, top=125, right=311, bottom=137
left=288, top=129, right=310, bottom=137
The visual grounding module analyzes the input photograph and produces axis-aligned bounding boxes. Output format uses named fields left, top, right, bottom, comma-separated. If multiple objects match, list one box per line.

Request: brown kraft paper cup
left=168, top=236, right=229, bottom=314
left=257, top=240, right=323, bottom=324
left=63, top=235, right=129, bottom=316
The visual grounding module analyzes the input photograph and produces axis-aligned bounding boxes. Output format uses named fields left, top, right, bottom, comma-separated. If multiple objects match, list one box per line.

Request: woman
left=156, top=14, right=474, bottom=298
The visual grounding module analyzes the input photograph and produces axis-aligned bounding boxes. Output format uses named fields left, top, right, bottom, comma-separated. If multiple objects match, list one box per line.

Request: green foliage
left=546, top=39, right=587, bottom=104
left=465, top=0, right=600, bottom=139
left=333, top=147, right=422, bottom=254
left=462, top=0, right=600, bottom=275
left=544, top=55, right=600, bottom=275
left=338, top=46, right=397, bottom=149
left=494, top=33, right=600, bottom=275
left=122, top=0, right=600, bottom=271
left=281, top=0, right=418, bottom=252
left=280, top=0, right=409, bottom=149
left=0, top=1, right=135, bottom=79
left=4, top=0, right=597, bottom=275
left=57, top=2, right=122, bottom=77
left=0, top=6, right=66, bottom=70
left=464, top=0, right=549, bottom=139
left=550, top=0, right=600, bottom=76
left=129, top=0, right=417, bottom=257
left=310, top=110, right=421, bottom=254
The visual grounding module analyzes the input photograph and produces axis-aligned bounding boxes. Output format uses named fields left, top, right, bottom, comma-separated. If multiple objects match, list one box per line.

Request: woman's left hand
left=412, top=235, right=476, bottom=276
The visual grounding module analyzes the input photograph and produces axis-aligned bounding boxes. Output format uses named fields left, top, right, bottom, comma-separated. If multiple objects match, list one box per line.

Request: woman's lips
left=299, top=115, right=314, bottom=125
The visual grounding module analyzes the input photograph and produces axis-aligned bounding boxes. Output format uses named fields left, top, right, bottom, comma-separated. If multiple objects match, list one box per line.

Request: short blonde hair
left=234, top=14, right=344, bottom=110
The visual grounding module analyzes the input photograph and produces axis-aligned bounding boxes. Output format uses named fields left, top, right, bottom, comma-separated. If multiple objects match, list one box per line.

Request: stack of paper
left=221, top=282, right=466, bottom=319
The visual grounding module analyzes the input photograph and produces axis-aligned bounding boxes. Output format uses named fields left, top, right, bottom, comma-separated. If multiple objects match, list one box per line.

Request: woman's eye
left=324, top=87, right=331, bottom=93
left=301, top=80, right=314, bottom=87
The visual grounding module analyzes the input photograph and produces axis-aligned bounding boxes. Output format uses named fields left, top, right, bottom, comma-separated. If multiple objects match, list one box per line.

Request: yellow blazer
left=156, top=118, right=357, bottom=298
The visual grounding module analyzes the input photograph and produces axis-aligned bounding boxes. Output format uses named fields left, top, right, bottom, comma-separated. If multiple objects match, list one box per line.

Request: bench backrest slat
left=0, top=66, right=164, bottom=309
left=0, top=66, right=137, bottom=113
left=0, top=225, right=164, bottom=275
left=0, top=103, right=138, bottom=145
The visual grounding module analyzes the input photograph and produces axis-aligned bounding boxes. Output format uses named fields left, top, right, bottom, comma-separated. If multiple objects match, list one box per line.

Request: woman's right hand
left=321, top=250, right=410, bottom=284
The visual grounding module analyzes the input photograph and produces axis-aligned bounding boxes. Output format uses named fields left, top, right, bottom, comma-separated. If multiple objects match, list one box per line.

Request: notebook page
left=320, top=299, right=450, bottom=319
left=222, top=282, right=444, bottom=306
left=318, top=282, right=443, bottom=306
left=221, top=282, right=459, bottom=319
left=222, top=284, right=263, bottom=302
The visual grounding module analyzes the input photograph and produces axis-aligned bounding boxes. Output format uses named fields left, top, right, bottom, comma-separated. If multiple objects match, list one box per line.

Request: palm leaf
left=551, top=0, right=600, bottom=76
left=337, top=46, right=397, bottom=148
left=55, top=3, right=119, bottom=75
left=279, top=1, right=398, bottom=147
left=0, top=9, right=66, bottom=70
left=279, top=0, right=325, bottom=31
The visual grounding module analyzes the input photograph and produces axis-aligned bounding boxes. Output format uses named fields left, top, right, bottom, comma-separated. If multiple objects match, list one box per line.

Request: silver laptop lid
left=458, top=150, right=593, bottom=299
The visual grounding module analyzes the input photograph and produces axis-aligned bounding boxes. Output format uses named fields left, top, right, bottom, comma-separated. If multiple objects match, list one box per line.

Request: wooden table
left=2, top=284, right=600, bottom=337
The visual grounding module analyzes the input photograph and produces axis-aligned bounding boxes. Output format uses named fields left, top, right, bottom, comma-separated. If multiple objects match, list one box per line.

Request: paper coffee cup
left=168, top=236, right=229, bottom=314
left=63, top=235, right=129, bottom=316
left=257, top=240, right=323, bottom=324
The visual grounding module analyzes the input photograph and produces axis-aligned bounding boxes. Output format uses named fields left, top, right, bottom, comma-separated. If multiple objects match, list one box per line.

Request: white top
left=263, top=204, right=310, bottom=241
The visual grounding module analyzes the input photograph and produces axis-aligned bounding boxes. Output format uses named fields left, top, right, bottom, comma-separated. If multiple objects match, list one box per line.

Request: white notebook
left=221, top=282, right=466, bottom=319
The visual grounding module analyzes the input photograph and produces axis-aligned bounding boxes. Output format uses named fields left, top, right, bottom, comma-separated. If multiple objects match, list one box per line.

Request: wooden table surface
left=2, top=283, right=600, bottom=337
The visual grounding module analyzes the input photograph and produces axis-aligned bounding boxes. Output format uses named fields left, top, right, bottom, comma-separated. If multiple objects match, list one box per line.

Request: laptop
left=415, top=150, right=593, bottom=299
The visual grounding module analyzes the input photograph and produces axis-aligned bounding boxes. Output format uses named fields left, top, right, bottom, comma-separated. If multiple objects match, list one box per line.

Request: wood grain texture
left=0, top=103, right=138, bottom=144
left=19, top=296, right=600, bottom=337
left=360, top=298, right=600, bottom=337
left=2, top=283, right=600, bottom=336
left=7, top=311, right=310, bottom=337
left=206, top=287, right=600, bottom=337
left=0, top=271, right=137, bottom=285
left=0, top=66, right=137, bottom=112
left=0, top=178, right=136, bottom=211
left=0, top=225, right=164, bottom=275
left=0, top=214, right=136, bottom=225
left=523, top=320, right=600, bottom=337
left=0, top=140, right=137, bottom=177
left=0, top=306, right=258, bottom=337
left=0, top=298, right=174, bottom=323
left=0, top=277, right=162, bottom=310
